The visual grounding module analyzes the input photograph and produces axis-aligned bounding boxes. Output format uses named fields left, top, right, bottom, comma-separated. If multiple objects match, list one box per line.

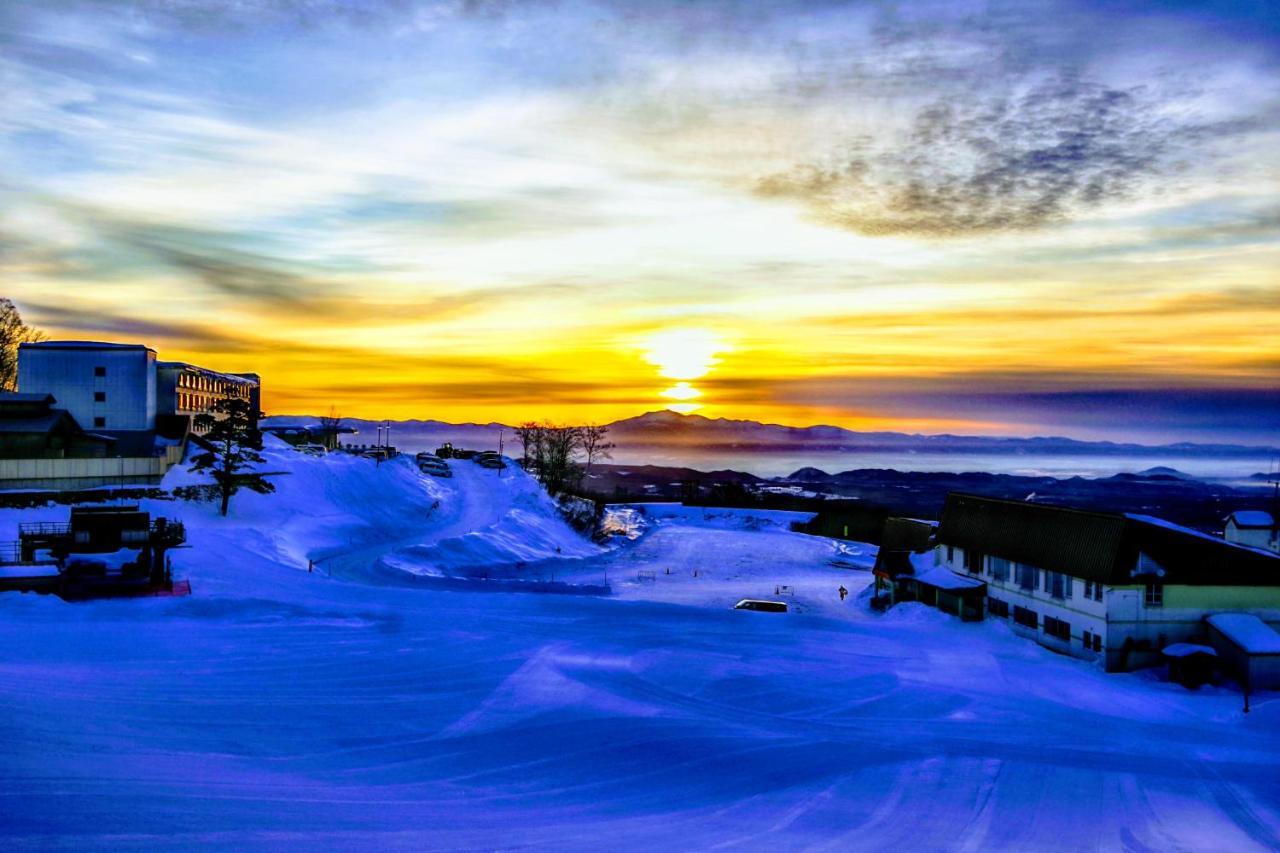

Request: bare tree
left=579, top=423, right=614, bottom=477
left=539, top=424, right=583, bottom=497
left=318, top=406, right=343, bottom=451
left=514, top=421, right=546, bottom=473
left=0, top=299, right=46, bottom=391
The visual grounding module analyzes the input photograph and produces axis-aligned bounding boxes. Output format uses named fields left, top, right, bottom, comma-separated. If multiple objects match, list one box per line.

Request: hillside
left=0, top=448, right=1278, bottom=848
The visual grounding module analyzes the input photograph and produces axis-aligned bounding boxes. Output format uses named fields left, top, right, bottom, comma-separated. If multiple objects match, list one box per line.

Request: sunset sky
left=2, top=0, right=1278, bottom=444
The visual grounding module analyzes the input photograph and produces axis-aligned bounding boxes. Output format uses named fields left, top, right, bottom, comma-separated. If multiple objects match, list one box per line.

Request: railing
left=18, top=522, right=71, bottom=537
left=16, top=520, right=185, bottom=546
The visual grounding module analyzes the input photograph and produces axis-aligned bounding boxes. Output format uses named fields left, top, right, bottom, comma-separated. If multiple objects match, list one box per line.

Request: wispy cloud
left=1, top=0, right=1277, bottom=441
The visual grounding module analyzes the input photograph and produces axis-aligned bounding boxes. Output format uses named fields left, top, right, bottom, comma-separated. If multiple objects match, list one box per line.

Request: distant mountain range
left=266, top=409, right=1280, bottom=459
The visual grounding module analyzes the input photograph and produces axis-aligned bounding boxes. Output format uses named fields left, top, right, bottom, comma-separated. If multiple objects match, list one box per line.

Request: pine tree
left=190, top=397, right=275, bottom=516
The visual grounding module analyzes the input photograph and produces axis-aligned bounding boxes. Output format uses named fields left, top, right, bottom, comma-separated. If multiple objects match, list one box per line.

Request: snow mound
left=156, top=440, right=601, bottom=587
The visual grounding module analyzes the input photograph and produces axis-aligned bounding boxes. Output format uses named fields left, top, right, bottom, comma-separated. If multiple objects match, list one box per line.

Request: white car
left=296, top=444, right=327, bottom=457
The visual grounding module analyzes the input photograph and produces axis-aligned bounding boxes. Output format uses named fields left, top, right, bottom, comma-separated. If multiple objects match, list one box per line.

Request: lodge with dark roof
left=930, top=493, right=1280, bottom=671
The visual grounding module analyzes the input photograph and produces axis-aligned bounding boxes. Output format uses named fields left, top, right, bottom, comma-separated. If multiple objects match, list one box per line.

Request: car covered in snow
left=418, top=457, right=452, bottom=477
left=733, top=599, right=788, bottom=613
left=475, top=454, right=507, bottom=470
left=295, top=444, right=327, bottom=457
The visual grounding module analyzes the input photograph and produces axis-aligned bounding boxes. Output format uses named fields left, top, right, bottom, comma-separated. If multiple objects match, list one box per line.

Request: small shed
left=896, top=567, right=986, bottom=621
left=1206, top=613, right=1280, bottom=690
left=1162, top=643, right=1217, bottom=688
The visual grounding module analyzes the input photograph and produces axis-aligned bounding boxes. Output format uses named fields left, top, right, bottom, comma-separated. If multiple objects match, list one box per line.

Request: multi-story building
left=156, top=362, right=261, bottom=433
left=933, top=493, right=1280, bottom=671
left=18, top=342, right=261, bottom=437
left=16, top=341, right=157, bottom=432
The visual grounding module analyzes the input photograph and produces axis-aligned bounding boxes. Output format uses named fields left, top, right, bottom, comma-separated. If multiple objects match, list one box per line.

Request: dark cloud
left=729, top=372, right=1280, bottom=445
left=19, top=301, right=257, bottom=353
left=758, top=75, right=1197, bottom=237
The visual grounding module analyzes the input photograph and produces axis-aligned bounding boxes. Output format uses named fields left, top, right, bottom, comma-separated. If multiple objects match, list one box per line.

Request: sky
left=1, top=0, right=1278, bottom=445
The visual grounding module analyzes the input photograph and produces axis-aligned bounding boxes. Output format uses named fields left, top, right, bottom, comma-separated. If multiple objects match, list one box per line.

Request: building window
left=1093, top=584, right=1103, bottom=602
left=1144, top=583, right=1164, bottom=607
left=1083, top=630, right=1103, bottom=653
left=987, top=597, right=1009, bottom=618
left=94, top=391, right=106, bottom=402
left=946, top=546, right=955, bottom=563
left=989, top=557, right=1010, bottom=582
left=1044, top=616, right=1071, bottom=642
left=93, top=416, right=106, bottom=428
left=1013, top=606, right=1038, bottom=629
left=94, top=366, right=106, bottom=377
left=1016, top=563, right=1037, bottom=591
left=965, top=550, right=983, bottom=575
left=1047, top=571, right=1071, bottom=600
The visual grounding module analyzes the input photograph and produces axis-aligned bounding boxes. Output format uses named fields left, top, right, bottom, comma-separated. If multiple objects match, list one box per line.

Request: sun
left=641, top=328, right=726, bottom=381
left=640, top=328, right=729, bottom=414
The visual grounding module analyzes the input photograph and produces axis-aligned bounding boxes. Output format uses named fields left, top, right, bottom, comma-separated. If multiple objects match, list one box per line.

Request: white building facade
left=17, top=341, right=157, bottom=432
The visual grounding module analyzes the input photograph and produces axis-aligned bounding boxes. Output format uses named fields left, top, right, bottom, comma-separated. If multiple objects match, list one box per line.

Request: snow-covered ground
left=1, top=443, right=1278, bottom=850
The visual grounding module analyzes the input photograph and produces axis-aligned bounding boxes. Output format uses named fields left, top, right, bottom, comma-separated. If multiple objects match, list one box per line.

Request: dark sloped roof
left=880, top=516, right=937, bottom=553
left=939, top=493, right=1128, bottom=581
left=938, top=493, right=1280, bottom=586
left=0, top=412, right=71, bottom=434
left=873, top=550, right=917, bottom=577
left=1125, top=515, right=1280, bottom=586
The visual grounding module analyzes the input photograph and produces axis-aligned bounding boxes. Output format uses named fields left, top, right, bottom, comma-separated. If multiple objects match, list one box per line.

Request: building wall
left=936, top=544, right=1107, bottom=662
left=938, top=543, right=1280, bottom=671
left=1206, top=625, right=1280, bottom=691
left=19, top=347, right=156, bottom=431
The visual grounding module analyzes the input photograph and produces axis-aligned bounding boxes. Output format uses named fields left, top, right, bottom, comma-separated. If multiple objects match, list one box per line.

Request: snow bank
left=7, top=439, right=603, bottom=591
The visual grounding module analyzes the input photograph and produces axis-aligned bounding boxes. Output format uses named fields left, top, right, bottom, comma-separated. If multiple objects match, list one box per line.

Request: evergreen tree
left=190, top=397, right=275, bottom=516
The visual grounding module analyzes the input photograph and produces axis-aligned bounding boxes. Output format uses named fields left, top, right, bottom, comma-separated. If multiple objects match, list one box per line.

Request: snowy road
left=0, top=453, right=1278, bottom=850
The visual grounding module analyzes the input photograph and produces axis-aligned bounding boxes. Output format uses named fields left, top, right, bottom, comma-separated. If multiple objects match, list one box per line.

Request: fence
left=0, top=445, right=186, bottom=491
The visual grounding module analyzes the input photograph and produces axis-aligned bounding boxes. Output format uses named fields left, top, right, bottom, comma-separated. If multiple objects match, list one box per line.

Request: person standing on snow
left=838, top=586, right=848, bottom=601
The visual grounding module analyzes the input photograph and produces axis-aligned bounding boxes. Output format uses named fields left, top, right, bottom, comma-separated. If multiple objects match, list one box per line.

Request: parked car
left=475, top=454, right=507, bottom=470
left=733, top=599, right=788, bottom=613
left=296, top=444, right=327, bottom=457
left=416, top=452, right=442, bottom=463
left=418, top=459, right=452, bottom=478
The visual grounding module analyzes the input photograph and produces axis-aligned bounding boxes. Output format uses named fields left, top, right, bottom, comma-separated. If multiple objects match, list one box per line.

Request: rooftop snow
left=1228, top=510, right=1275, bottom=529
left=910, top=566, right=985, bottom=591
left=1162, top=643, right=1217, bottom=658
left=1207, top=613, right=1280, bottom=654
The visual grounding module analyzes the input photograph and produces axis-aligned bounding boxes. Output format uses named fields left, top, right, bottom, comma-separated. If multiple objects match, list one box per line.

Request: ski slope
left=0, top=446, right=1278, bottom=850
